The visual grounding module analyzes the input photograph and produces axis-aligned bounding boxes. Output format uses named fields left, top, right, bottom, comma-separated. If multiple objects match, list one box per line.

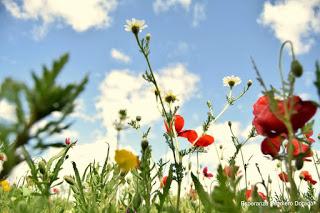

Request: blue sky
left=0, top=0, right=320, bottom=164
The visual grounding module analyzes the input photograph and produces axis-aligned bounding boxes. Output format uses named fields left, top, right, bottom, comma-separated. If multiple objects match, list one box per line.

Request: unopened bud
left=295, top=155, right=304, bottom=170
left=291, top=60, right=303, bottom=77
left=146, top=33, right=151, bottom=41
left=141, top=139, right=149, bottom=151
left=64, top=176, right=75, bottom=185
left=38, top=159, right=47, bottom=175
left=247, top=80, right=253, bottom=87
left=136, top=116, right=142, bottom=122
left=228, top=121, right=232, bottom=127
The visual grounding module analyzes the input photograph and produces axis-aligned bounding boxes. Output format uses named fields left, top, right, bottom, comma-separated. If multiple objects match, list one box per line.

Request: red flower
left=160, top=176, right=168, bottom=188
left=165, top=115, right=197, bottom=143
left=245, top=189, right=267, bottom=201
left=290, top=138, right=312, bottom=158
left=193, top=134, right=214, bottom=147
left=253, top=96, right=317, bottom=137
left=52, top=187, right=59, bottom=194
left=165, top=115, right=214, bottom=147
left=278, top=172, right=289, bottom=182
left=260, top=136, right=283, bottom=158
left=202, top=166, right=213, bottom=178
left=65, top=138, right=71, bottom=145
left=304, top=130, right=315, bottom=144
left=300, top=171, right=317, bottom=185
left=224, top=165, right=239, bottom=178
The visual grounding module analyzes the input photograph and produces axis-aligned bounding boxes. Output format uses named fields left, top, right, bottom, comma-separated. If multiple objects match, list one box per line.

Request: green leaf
left=191, top=172, right=212, bottom=213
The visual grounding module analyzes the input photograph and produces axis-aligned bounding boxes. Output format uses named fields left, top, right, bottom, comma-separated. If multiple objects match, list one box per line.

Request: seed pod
left=64, top=175, right=75, bottom=185
left=291, top=60, right=303, bottom=77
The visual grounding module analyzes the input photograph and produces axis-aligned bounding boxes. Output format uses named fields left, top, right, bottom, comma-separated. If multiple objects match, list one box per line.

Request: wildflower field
left=1, top=1, right=320, bottom=213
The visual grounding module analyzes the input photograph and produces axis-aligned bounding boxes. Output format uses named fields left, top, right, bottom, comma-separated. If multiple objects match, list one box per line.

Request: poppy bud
left=38, top=159, right=46, bottom=175
left=295, top=155, right=304, bottom=170
left=291, top=60, right=303, bottom=77
left=64, top=175, right=75, bottom=185
left=136, top=116, right=142, bottom=122
left=247, top=80, right=253, bottom=87
left=65, top=138, right=71, bottom=145
left=141, top=139, right=149, bottom=151
left=228, top=121, right=232, bottom=127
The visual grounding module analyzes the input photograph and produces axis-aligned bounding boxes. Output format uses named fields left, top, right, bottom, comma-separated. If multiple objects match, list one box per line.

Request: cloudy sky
left=1, top=0, right=320, bottom=193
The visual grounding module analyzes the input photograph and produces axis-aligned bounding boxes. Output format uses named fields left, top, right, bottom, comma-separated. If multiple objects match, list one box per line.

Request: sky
left=0, top=0, right=320, bottom=194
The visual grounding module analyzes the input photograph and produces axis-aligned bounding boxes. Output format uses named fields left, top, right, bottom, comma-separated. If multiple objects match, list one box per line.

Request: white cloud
left=2, top=0, right=118, bottom=39
left=192, top=2, right=206, bottom=27
left=258, top=0, right=320, bottom=54
left=153, top=0, right=192, bottom=13
left=168, top=41, right=190, bottom=58
left=95, top=64, right=199, bottom=141
left=71, top=98, right=97, bottom=122
left=110, top=48, right=131, bottom=63
left=0, top=100, right=16, bottom=122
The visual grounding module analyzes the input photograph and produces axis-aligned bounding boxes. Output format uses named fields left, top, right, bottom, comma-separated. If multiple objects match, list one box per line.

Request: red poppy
left=260, top=136, right=283, bottom=158
left=245, top=189, right=267, bottom=201
left=290, top=138, right=312, bottom=158
left=202, top=166, right=213, bottom=178
left=223, top=165, right=239, bottom=178
left=160, top=176, right=168, bottom=188
left=193, top=134, right=214, bottom=147
left=253, top=96, right=317, bottom=137
left=52, top=187, right=59, bottom=194
left=165, top=115, right=214, bottom=147
left=300, top=171, right=317, bottom=185
left=304, top=130, right=315, bottom=144
left=165, top=115, right=198, bottom=143
left=278, top=172, right=289, bottom=182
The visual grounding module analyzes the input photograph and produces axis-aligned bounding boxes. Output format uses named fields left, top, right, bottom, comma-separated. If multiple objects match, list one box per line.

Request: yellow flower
left=0, top=180, right=11, bottom=192
left=115, top=149, right=139, bottom=172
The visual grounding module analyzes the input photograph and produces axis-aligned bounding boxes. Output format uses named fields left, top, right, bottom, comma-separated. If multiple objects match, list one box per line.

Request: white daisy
left=124, top=18, right=147, bottom=34
left=223, top=75, right=241, bottom=88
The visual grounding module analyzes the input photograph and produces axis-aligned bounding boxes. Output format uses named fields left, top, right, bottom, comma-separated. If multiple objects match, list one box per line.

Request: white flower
left=124, top=18, right=147, bottom=34
left=223, top=75, right=241, bottom=88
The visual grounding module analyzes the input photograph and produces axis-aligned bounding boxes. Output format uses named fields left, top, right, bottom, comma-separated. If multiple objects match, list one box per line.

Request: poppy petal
left=261, top=136, right=283, bottom=157
left=178, top=130, right=198, bottom=143
left=174, top=115, right=184, bottom=133
left=194, top=134, right=214, bottom=147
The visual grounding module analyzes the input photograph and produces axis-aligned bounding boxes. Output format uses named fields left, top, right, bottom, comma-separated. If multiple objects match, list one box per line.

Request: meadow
left=1, top=18, right=320, bottom=213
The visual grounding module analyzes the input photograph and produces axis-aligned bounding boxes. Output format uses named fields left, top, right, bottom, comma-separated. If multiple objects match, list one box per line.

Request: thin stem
left=312, top=155, right=320, bottom=182
left=213, top=90, right=232, bottom=123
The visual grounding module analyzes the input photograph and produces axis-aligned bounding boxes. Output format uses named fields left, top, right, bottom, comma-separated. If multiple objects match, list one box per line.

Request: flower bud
left=65, top=138, right=71, bottom=145
left=141, top=139, right=149, bottom=151
left=295, top=155, right=304, bottom=170
left=136, top=116, right=142, bottom=122
left=247, top=80, right=253, bottom=87
left=146, top=33, right=151, bottom=41
left=38, top=159, right=47, bottom=175
left=64, top=175, right=75, bottom=185
left=291, top=60, right=303, bottom=77
left=228, top=121, right=232, bottom=127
